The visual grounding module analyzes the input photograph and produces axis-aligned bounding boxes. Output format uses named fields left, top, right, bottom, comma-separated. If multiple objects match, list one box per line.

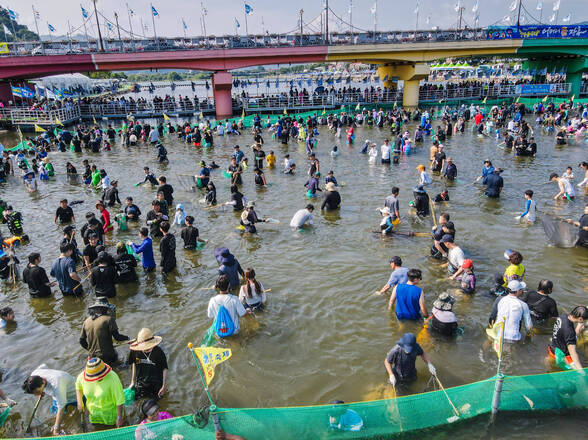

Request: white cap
left=507, top=280, right=526, bottom=292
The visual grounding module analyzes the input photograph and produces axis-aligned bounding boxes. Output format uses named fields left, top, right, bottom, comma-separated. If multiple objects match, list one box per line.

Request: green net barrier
left=11, top=369, right=586, bottom=440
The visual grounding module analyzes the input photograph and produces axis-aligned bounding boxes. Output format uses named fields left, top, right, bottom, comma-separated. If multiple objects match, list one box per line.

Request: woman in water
left=238, top=268, right=267, bottom=311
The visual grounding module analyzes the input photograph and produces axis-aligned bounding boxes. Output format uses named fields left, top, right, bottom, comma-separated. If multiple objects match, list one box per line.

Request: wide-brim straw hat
left=325, top=182, right=336, bottom=192
left=130, top=328, right=162, bottom=352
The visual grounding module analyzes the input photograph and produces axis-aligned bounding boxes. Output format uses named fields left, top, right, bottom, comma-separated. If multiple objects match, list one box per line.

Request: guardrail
left=77, top=98, right=222, bottom=118
left=418, top=82, right=571, bottom=102
left=0, top=29, right=489, bottom=57
left=9, top=105, right=81, bottom=125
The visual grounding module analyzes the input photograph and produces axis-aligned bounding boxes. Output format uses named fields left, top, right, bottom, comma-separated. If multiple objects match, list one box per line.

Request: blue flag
left=48, top=23, right=56, bottom=32
left=152, top=6, right=159, bottom=16
left=81, top=7, right=88, bottom=19
left=182, top=19, right=187, bottom=29
left=107, top=22, right=113, bottom=31
left=245, top=4, right=253, bottom=14
left=235, top=18, right=240, bottom=28
left=8, top=9, right=17, bottom=20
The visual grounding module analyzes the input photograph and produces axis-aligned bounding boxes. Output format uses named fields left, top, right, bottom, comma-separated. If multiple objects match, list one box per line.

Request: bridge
left=1, top=29, right=587, bottom=118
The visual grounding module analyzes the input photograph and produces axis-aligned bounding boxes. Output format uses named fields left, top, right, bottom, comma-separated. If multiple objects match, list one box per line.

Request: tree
left=0, top=7, right=39, bottom=42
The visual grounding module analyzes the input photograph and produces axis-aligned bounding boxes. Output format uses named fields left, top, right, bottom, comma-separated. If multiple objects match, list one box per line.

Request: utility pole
left=92, top=0, right=104, bottom=51
left=516, top=0, right=522, bottom=27
left=299, top=9, right=303, bottom=46
left=325, top=0, right=329, bottom=45
left=67, top=20, right=73, bottom=53
left=457, top=6, right=464, bottom=30
left=244, top=1, right=248, bottom=36
left=126, top=3, right=135, bottom=49
left=373, top=0, right=377, bottom=42
left=32, top=6, right=45, bottom=54
left=201, top=2, right=207, bottom=38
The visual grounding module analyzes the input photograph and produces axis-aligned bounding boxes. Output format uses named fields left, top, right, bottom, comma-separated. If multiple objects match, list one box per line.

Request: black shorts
left=381, top=159, right=391, bottom=164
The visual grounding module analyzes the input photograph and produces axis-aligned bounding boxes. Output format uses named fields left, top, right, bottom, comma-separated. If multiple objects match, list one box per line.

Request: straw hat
left=83, top=357, right=111, bottom=382
left=130, top=328, right=162, bottom=352
left=325, top=182, right=336, bottom=192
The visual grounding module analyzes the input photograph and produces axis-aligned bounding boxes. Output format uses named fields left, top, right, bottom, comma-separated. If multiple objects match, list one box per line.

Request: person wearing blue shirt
left=377, top=256, right=409, bottom=295
left=130, top=227, right=155, bottom=272
left=483, top=169, right=504, bottom=198
left=388, top=269, right=428, bottom=320
left=50, top=244, right=82, bottom=296
left=477, top=160, right=495, bottom=181
left=232, top=146, right=244, bottom=164
left=325, top=171, right=338, bottom=187
left=196, top=161, right=211, bottom=189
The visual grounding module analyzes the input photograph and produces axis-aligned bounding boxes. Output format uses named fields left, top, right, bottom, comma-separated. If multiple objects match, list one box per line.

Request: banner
left=514, top=84, right=557, bottom=95
left=192, top=347, right=232, bottom=385
left=487, top=25, right=588, bottom=40
left=0, top=42, right=8, bottom=54
left=11, top=86, right=35, bottom=99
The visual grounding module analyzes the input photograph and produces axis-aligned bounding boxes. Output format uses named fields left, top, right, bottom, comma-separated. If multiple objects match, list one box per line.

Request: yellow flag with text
left=0, top=42, right=8, bottom=54
left=485, top=320, right=504, bottom=358
left=241, top=108, right=245, bottom=119
left=34, top=124, right=46, bottom=133
left=193, top=347, right=232, bottom=385
left=55, top=117, right=64, bottom=126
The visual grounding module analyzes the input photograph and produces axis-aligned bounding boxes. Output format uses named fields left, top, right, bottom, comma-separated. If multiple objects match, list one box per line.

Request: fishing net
left=11, top=369, right=586, bottom=440
left=542, top=216, right=579, bottom=248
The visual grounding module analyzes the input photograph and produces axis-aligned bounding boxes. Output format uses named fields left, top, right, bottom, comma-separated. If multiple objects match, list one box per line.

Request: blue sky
left=5, top=0, right=587, bottom=38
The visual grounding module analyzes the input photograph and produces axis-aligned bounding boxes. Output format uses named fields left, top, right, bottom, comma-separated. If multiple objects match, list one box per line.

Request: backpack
left=214, top=304, right=235, bottom=338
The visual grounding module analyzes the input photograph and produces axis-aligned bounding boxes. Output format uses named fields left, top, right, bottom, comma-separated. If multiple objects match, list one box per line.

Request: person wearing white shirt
left=148, top=128, right=159, bottom=144
left=290, top=204, right=314, bottom=228
left=238, top=268, right=267, bottom=311
left=368, top=144, right=378, bottom=163
left=380, top=139, right=391, bottom=164
left=442, top=237, right=465, bottom=275
left=207, top=275, right=251, bottom=335
left=495, top=280, right=533, bottom=341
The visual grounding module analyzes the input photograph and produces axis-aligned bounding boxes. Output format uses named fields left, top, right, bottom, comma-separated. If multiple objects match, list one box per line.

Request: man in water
left=387, top=269, right=428, bottom=320
left=290, top=204, right=315, bottom=229
left=130, top=227, right=156, bottom=272
left=565, top=203, right=588, bottom=247
left=321, top=182, right=341, bottom=210
left=549, top=306, right=587, bottom=371
left=376, top=256, right=409, bottom=296
left=550, top=172, right=575, bottom=201
left=159, top=221, right=176, bottom=275
left=483, top=168, right=504, bottom=198
left=489, top=280, right=533, bottom=342
left=384, top=333, right=436, bottom=386
left=50, top=243, right=82, bottom=296
left=384, top=187, right=400, bottom=222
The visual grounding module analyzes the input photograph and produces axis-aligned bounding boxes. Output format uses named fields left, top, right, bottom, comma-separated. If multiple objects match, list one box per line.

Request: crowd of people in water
left=0, top=94, right=587, bottom=437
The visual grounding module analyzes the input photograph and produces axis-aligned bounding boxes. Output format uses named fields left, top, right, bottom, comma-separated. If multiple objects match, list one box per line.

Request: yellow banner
left=163, top=113, right=170, bottom=121
left=193, top=347, right=232, bottom=385
left=34, top=124, right=46, bottom=133
left=485, top=320, right=504, bottom=358
left=0, top=42, right=8, bottom=54
left=55, top=117, right=64, bottom=126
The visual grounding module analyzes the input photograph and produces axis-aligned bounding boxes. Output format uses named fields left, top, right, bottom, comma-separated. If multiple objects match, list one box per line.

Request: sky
left=3, top=0, right=587, bottom=39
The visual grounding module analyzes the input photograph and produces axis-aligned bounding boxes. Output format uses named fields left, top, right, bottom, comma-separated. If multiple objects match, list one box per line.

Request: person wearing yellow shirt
left=266, top=151, right=276, bottom=168
left=503, top=250, right=525, bottom=287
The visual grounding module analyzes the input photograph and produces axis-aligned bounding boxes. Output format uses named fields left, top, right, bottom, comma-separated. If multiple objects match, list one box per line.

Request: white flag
left=454, top=1, right=460, bottom=12
left=552, top=0, right=560, bottom=11
left=370, top=2, right=377, bottom=14
left=414, top=0, right=419, bottom=14
left=509, top=1, right=518, bottom=12
left=562, top=13, right=571, bottom=22
left=503, top=15, right=511, bottom=22
left=549, top=13, right=556, bottom=22
left=426, top=15, right=431, bottom=24
left=3, top=24, right=11, bottom=35
left=536, top=1, right=542, bottom=10
left=472, top=0, right=479, bottom=13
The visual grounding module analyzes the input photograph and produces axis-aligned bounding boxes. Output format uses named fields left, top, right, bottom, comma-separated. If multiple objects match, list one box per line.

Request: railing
left=0, top=29, right=489, bottom=57
left=580, top=82, right=588, bottom=96
left=77, top=98, right=221, bottom=118
left=9, top=105, right=81, bottom=125
left=419, top=82, right=571, bottom=102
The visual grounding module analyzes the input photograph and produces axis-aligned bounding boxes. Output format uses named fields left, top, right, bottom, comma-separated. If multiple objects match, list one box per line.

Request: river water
left=0, top=113, right=586, bottom=438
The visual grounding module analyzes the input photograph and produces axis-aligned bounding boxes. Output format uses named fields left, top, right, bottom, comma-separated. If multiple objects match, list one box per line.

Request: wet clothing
left=230, top=191, right=245, bottom=211
left=3, top=212, right=23, bottom=235
left=483, top=173, right=503, bottom=198
left=22, top=264, right=51, bottom=297
left=124, top=204, right=142, bottom=221
left=394, top=284, right=423, bottom=320
left=413, top=191, right=430, bottom=217
left=80, top=314, right=128, bottom=364
left=431, top=309, right=458, bottom=336
left=523, top=291, right=558, bottom=322
left=50, top=256, right=79, bottom=296
left=577, top=214, right=588, bottom=247
left=102, top=187, right=121, bottom=207
left=386, top=267, right=409, bottom=288
left=207, top=294, right=247, bottom=334
left=240, top=209, right=261, bottom=233
left=159, top=234, right=176, bottom=274
left=127, top=346, right=168, bottom=399
left=157, top=184, right=174, bottom=206
left=321, top=190, right=341, bottom=210
left=384, top=195, right=400, bottom=220
left=75, top=370, right=124, bottom=426
left=550, top=314, right=576, bottom=356
left=142, top=173, right=159, bottom=186
left=31, top=364, right=76, bottom=412
left=132, top=238, right=156, bottom=270
left=228, top=164, right=243, bottom=185
left=55, top=206, right=75, bottom=223
left=180, top=225, right=200, bottom=249
left=386, top=343, right=424, bottom=382
left=91, top=265, right=117, bottom=298
left=495, top=294, right=533, bottom=341
left=146, top=210, right=168, bottom=238
left=113, top=253, right=138, bottom=283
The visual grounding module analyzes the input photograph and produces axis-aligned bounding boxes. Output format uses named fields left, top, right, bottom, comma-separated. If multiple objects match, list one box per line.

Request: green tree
left=0, top=7, right=39, bottom=42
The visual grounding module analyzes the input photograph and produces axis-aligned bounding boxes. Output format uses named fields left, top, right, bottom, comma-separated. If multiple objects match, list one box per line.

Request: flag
left=562, top=13, right=571, bottom=22
left=370, top=2, right=377, bottom=14
left=571, top=94, right=575, bottom=101
left=129, top=9, right=135, bottom=16
left=241, top=108, right=245, bottom=119
left=482, top=96, right=487, bottom=104
left=55, top=117, right=64, bottom=126
left=34, top=124, right=46, bottom=132
left=93, top=115, right=98, bottom=125
left=283, top=108, right=287, bottom=115
left=503, top=15, right=511, bottom=22
left=3, top=24, right=11, bottom=35
left=182, top=18, right=187, bottom=29
left=0, top=42, right=8, bottom=54
left=515, top=95, right=520, bottom=103
left=426, top=15, right=431, bottom=24
left=192, top=346, right=232, bottom=385
left=235, top=18, right=240, bottom=28
left=322, top=108, right=326, bottom=115
left=48, top=23, right=56, bottom=32
left=107, top=22, right=113, bottom=31
left=163, top=113, right=170, bottom=121
left=33, top=8, right=40, bottom=19
left=536, top=1, right=542, bottom=10
left=414, top=1, right=419, bottom=14
left=17, top=127, right=23, bottom=140
left=509, top=1, right=517, bottom=12
left=472, top=0, right=479, bottom=13
left=454, top=1, right=460, bottom=12
left=81, top=6, right=89, bottom=19
left=549, top=13, right=556, bottom=22
left=152, top=6, right=159, bottom=16
left=542, top=95, right=549, bottom=102
left=245, top=3, right=253, bottom=14
left=199, top=111, right=204, bottom=119
left=552, top=0, right=560, bottom=11
left=355, top=102, right=360, bottom=111
left=486, top=321, right=504, bottom=358
left=8, top=9, right=17, bottom=20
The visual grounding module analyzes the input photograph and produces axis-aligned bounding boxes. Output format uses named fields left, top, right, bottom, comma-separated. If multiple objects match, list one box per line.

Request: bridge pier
left=377, top=63, right=429, bottom=109
left=212, top=71, right=233, bottom=119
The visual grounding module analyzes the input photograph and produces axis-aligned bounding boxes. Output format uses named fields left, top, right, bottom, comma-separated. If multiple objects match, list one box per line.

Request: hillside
left=0, top=7, right=39, bottom=42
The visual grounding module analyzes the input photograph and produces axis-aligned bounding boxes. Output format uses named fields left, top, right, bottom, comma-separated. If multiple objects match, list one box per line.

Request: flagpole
left=32, top=5, right=44, bottom=54
left=81, top=6, right=90, bottom=52
left=114, top=12, right=122, bottom=44
left=539, top=5, right=542, bottom=24
left=67, top=20, right=73, bottom=53
left=92, top=0, right=104, bottom=51
left=150, top=3, right=159, bottom=50
left=182, top=19, right=187, bottom=40
left=415, top=4, right=419, bottom=41
left=244, top=2, right=248, bottom=36
left=8, top=10, right=17, bottom=43
left=126, top=3, right=135, bottom=49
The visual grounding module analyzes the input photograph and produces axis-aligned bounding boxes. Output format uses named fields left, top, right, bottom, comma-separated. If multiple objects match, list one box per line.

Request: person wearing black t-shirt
left=53, top=199, right=76, bottom=223
left=60, top=225, right=81, bottom=265
left=128, top=328, right=169, bottom=399
left=180, top=216, right=204, bottom=249
left=157, top=176, right=174, bottom=206
left=124, top=197, right=142, bottom=221
left=229, top=185, right=245, bottom=211
left=566, top=204, right=588, bottom=247
left=114, top=242, right=138, bottom=283
left=159, top=222, right=176, bottom=274
left=549, top=306, right=587, bottom=371
left=523, top=279, right=558, bottom=323
left=91, top=252, right=117, bottom=298
left=22, top=253, right=54, bottom=297
left=83, top=234, right=100, bottom=270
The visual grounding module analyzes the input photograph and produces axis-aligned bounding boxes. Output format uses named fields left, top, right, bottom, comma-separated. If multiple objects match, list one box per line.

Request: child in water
left=459, top=259, right=476, bottom=294
left=518, top=190, right=536, bottom=223
left=331, top=146, right=339, bottom=157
